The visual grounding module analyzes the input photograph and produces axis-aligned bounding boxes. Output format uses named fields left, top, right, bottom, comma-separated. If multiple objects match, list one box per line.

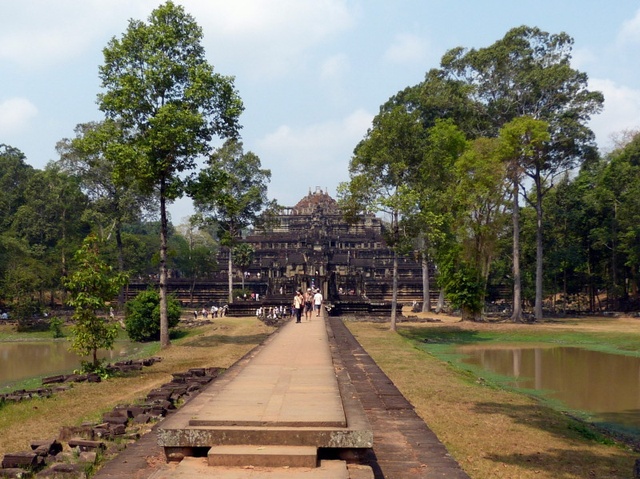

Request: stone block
left=35, top=463, right=87, bottom=479
left=67, top=439, right=105, bottom=452
left=1, top=451, right=42, bottom=469
left=30, top=440, right=62, bottom=457
left=41, top=375, right=65, bottom=385
left=101, top=414, right=128, bottom=425
left=58, top=425, right=94, bottom=441
left=109, top=424, right=126, bottom=436
left=0, top=468, right=31, bottom=478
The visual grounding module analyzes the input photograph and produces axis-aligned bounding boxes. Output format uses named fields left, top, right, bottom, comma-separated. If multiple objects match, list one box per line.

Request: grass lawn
left=0, top=316, right=275, bottom=459
left=345, top=311, right=640, bottom=479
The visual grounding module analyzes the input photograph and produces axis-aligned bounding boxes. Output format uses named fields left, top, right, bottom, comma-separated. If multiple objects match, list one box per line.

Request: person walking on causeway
left=313, top=289, right=323, bottom=317
left=304, top=288, right=313, bottom=321
left=293, top=290, right=304, bottom=323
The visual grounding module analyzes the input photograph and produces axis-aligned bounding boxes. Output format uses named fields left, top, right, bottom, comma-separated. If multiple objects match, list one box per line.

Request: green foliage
left=98, top=1, right=243, bottom=346
left=64, top=234, right=128, bottom=370
left=124, top=289, right=181, bottom=342
left=232, top=243, right=255, bottom=272
left=49, top=316, right=65, bottom=338
left=232, top=288, right=251, bottom=300
left=437, top=246, right=485, bottom=320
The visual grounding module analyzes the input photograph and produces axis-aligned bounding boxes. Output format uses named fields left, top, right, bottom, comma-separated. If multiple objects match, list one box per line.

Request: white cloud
left=320, top=54, right=350, bottom=82
left=0, top=0, right=155, bottom=69
left=588, top=78, right=640, bottom=152
left=617, top=8, right=640, bottom=45
left=184, top=0, right=356, bottom=79
left=258, top=109, right=373, bottom=203
left=383, top=33, right=429, bottom=65
left=570, top=47, right=596, bottom=71
left=0, top=98, right=38, bottom=135
left=1, top=1, right=356, bottom=77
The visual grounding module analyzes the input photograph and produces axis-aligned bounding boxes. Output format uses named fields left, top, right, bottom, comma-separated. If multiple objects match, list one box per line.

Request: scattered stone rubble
left=0, top=361, right=223, bottom=478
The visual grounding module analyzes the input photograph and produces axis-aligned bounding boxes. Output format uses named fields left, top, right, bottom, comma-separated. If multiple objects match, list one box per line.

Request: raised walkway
left=94, top=312, right=470, bottom=478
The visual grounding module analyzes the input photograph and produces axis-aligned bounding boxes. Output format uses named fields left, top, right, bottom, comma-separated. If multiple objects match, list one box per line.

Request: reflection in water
left=0, top=341, right=140, bottom=388
left=459, top=345, right=640, bottom=430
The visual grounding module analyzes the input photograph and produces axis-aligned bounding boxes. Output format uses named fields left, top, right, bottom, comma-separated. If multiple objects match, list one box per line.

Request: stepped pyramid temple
left=127, top=188, right=427, bottom=314
left=239, top=188, right=425, bottom=313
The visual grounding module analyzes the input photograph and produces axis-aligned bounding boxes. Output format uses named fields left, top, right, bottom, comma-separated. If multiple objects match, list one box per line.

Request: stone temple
left=240, top=187, right=426, bottom=312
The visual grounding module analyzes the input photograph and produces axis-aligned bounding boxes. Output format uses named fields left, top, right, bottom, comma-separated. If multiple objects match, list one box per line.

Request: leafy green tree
left=498, top=117, right=550, bottom=321
left=11, top=162, right=90, bottom=305
left=98, top=1, right=243, bottom=347
left=339, top=105, right=425, bottom=330
left=124, top=289, right=181, bottom=342
left=440, top=26, right=603, bottom=320
left=232, top=243, right=255, bottom=290
left=411, top=119, right=467, bottom=312
left=190, top=139, right=270, bottom=303
left=64, top=234, right=128, bottom=372
left=0, top=145, right=34, bottom=231
left=174, top=219, right=218, bottom=304
left=57, top=121, right=155, bottom=307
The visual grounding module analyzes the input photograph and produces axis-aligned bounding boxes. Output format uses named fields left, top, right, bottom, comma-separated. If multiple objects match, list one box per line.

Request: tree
left=190, top=139, right=270, bottom=303
left=124, top=289, right=181, bottom=342
left=64, top=234, right=128, bottom=372
left=11, top=162, right=90, bottom=305
left=174, top=219, right=218, bottom=304
left=98, top=1, right=243, bottom=347
left=0, top=145, right=34, bottom=231
left=232, top=243, right=255, bottom=290
left=57, top=121, right=155, bottom=307
left=498, top=117, right=550, bottom=321
left=440, top=26, right=603, bottom=320
left=411, top=119, right=467, bottom=313
left=339, top=105, right=425, bottom=331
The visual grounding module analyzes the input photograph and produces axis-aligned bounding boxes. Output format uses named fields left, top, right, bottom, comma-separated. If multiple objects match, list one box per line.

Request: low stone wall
left=0, top=363, right=223, bottom=478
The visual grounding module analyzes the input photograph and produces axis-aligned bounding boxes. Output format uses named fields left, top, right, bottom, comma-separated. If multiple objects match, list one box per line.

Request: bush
left=124, top=289, right=181, bottom=342
left=49, top=317, right=65, bottom=338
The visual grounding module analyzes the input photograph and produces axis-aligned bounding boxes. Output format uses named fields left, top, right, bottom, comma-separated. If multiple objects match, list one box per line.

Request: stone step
left=208, top=445, right=317, bottom=468
left=149, top=457, right=368, bottom=478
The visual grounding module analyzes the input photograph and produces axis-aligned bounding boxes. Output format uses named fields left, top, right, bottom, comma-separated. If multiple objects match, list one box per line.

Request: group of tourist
left=293, top=287, right=323, bottom=323
left=256, top=305, right=288, bottom=320
left=193, top=305, right=227, bottom=320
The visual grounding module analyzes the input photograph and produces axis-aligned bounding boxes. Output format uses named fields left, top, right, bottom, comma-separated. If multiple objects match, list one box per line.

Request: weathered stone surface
left=67, top=439, right=105, bottom=452
left=42, top=375, right=65, bottom=385
left=58, top=425, right=94, bottom=441
left=109, top=424, right=126, bottom=436
left=35, top=463, right=87, bottom=479
left=0, top=468, right=31, bottom=478
left=30, top=439, right=62, bottom=456
left=1, top=451, right=42, bottom=469
left=101, top=414, right=128, bottom=425
left=132, top=414, right=152, bottom=425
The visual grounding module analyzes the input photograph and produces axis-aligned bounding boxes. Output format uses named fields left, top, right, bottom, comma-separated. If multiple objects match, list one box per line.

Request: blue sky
left=2, top=1, right=640, bottom=223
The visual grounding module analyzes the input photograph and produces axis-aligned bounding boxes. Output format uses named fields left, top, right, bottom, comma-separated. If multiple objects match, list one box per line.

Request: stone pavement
left=94, top=313, right=470, bottom=478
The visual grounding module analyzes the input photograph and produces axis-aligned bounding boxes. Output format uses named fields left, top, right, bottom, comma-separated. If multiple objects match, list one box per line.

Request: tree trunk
left=534, top=173, right=544, bottom=321
left=436, top=288, right=444, bottom=314
left=421, top=236, right=430, bottom=313
left=511, top=179, right=523, bottom=322
left=461, top=305, right=480, bottom=321
left=228, top=249, right=233, bottom=304
left=390, top=248, right=398, bottom=332
left=116, top=218, right=125, bottom=309
left=159, top=181, right=170, bottom=348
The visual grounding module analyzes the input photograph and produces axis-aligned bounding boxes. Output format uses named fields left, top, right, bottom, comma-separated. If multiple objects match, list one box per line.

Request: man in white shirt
left=313, top=290, right=323, bottom=317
